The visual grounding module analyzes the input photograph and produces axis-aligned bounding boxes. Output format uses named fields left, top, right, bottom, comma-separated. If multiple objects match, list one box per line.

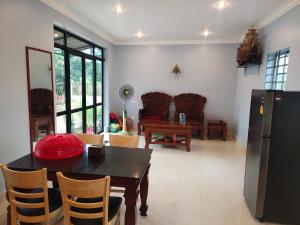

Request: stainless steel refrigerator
left=244, top=89, right=300, bottom=224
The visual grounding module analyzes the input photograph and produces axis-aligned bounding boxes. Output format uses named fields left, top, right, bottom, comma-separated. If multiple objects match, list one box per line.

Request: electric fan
left=118, top=84, right=134, bottom=135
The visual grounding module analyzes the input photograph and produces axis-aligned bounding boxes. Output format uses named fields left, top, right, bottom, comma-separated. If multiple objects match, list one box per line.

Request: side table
left=207, top=120, right=228, bottom=141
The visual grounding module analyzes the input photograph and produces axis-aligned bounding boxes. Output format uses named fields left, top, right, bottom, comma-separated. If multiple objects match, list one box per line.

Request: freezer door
left=263, top=91, right=300, bottom=224
left=244, top=129, right=271, bottom=218
left=249, top=90, right=265, bottom=135
left=249, top=90, right=274, bottom=138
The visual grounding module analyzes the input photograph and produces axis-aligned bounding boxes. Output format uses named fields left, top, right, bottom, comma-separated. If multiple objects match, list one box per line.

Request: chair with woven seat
left=109, top=134, right=139, bottom=148
left=56, top=172, right=122, bottom=225
left=76, top=133, right=104, bottom=145
left=0, top=164, right=63, bottom=225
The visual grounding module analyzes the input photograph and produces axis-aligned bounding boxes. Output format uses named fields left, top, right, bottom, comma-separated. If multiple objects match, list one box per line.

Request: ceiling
left=41, top=0, right=299, bottom=45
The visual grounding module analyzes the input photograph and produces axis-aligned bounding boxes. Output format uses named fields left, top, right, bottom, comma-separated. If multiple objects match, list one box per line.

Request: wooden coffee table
left=144, top=121, right=192, bottom=151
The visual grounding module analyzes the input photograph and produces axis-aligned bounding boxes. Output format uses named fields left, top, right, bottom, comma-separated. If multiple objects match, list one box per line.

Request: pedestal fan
left=118, top=84, right=134, bottom=135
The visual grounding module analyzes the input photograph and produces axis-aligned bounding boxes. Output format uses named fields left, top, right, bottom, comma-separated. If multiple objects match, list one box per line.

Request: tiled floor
left=0, top=138, right=283, bottom=225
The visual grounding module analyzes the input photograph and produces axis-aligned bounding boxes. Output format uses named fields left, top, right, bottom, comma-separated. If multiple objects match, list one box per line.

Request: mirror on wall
left=26, top=47, right=55, bottom=151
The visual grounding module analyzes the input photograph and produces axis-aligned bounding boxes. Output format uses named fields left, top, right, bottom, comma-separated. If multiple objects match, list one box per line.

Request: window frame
left=264, top=48, right=290, bottom=91
left=54, top=26, right=104, bottom=134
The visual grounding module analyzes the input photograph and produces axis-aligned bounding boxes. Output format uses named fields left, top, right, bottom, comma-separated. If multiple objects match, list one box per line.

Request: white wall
left=111, top=44, right=239, bottom=131
left=234, top=5, right=300, bottom=145
left=0, top=0, right=113, bottom=192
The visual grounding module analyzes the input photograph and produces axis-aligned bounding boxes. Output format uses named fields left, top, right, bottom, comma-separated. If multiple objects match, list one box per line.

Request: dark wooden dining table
left=6, top=146, right=153, bottom=225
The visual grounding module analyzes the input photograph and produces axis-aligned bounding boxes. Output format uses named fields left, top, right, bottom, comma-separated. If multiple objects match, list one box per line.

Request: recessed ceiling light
left=115, top=4, right=123, bottom=14
left=202, top=30, right=210, bottom=37
left=135, top=31, right=144, bottom=39
left=215, top=0, right=228, bottom=9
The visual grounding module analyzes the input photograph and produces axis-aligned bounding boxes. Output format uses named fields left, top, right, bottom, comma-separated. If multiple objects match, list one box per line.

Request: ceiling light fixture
left=202, top=30, right=210, bottom=37
left=54, top=33, right=59, bottom=38
left=135, top=31, right=144, bottom=39
left=115, top=4, right=123, bottom=14
left=216, top=0, right=228, bottom=9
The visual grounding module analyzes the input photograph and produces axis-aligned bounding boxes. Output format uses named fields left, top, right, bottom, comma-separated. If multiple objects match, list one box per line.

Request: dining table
left=6, top=145, right=153, bottom=225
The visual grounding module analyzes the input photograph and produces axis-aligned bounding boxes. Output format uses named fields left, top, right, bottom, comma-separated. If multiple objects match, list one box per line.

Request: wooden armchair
left=138, top=92, right=172, bottom=135
left=174, top=93, right=207, bottom=139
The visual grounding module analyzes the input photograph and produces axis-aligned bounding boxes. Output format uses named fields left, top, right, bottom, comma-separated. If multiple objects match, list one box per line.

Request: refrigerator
left=244, top=89, right=300, bottom=224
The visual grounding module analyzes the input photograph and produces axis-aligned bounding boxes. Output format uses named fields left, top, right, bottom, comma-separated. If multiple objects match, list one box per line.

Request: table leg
left=139, top=164, right=150, bottom=216
left=144, top=130, right=150, bottom=149
left=223, top=127, right=228, bottom=141
left=186, top=132, right=191, bottom=152
left=200, top=127, right=205, bottom=140
left=137, top=122, right=141, bottom=135
left=124, top=185, right=139, bottom=225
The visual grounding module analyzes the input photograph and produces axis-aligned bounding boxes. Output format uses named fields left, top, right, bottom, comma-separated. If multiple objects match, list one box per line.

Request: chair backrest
left=141, top=92, right=172, bottom=118
left=109, top=134, right=139, bottom=148
left=56, top=172, right=110, bottom=225
left=76, top=133, right=104, bottom=145
left=31, top=88, right=54, bottom=116
left=0, top=164, right=50, bottom=225
left=174, top=93, right=207, bottom=121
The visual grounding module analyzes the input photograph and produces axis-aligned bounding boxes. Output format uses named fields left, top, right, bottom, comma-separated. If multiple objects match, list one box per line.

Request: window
left=54, top=27, right=104, bottom=134
left=264, top=48, right=290, bottom=90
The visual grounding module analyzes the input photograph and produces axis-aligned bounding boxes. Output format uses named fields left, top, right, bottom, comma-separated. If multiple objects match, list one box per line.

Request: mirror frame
left=26, top=46, right=55, bottom=152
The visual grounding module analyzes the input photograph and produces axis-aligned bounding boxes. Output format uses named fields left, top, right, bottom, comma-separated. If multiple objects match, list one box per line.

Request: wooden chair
left=138, top=92, right=172, bottom=135
left=0, top=164, right=63, bottom=225
left=109, top=134, right=139, bottom=148
left=56, top=172, right=122, bottom=225
left=76, top=133, right=104, bottom=145
left=173, top=93, right=207, bottom=139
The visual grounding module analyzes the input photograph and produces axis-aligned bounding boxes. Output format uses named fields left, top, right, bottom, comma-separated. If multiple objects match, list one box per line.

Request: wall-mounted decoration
left=172, top=64, right=181, bottom=74
left=236, top=28, right=262, bottom=68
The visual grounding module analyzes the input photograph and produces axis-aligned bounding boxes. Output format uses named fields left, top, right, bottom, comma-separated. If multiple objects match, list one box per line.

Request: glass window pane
left=96, top=61, right=102, bottom=103
left=266, top=68, right=274, bottom=75
left=284, top=66, right=289, bottom=73
left=70, top=55, right=82, bottom=109
left=57, top=115, right=66, bottom=133
left=95, top=47, right=103, bottom=57
left=71, top=111, right=83, bottom=133
left=285, top=56, right=289, bottom=64
left=54, top=48, right=66, bottom=113
left=54, top=30, right=64, bottom=45
left=276, top=83, right=283, bottom=90
left=67, top=35, right=93, bottom=55
left=283, top=83, right=287, bottom=90
left=265, top=75, right=273, bottom=82
left=276, top=75, right=283, bottom=82
left=86, top=59, right=94, bottom=106
left=277, top=66, right=284, bottom=74
left=267, top=53, right=276, bottom=61
left=86, top=108, right=94, bottom=134
left=279, top=57, right=285, bottom=66
left=283, top=75, right=287, bottom=82
left=265, top=82, right=272, bottom=90
left=267, top=60, right=275, bottom=68
left=96, top=106, right=102, bottom=133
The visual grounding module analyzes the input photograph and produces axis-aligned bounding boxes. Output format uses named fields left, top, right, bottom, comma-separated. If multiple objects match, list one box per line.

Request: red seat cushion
left=143, top=115, right=162, bottom=120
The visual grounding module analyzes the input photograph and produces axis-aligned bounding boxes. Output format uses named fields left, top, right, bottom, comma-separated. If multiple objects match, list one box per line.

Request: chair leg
left=117, top=209, right=121, bottom=225
left=200, top=127, right=205, bottom=140
left=10, top=207, right=17, bottom=225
